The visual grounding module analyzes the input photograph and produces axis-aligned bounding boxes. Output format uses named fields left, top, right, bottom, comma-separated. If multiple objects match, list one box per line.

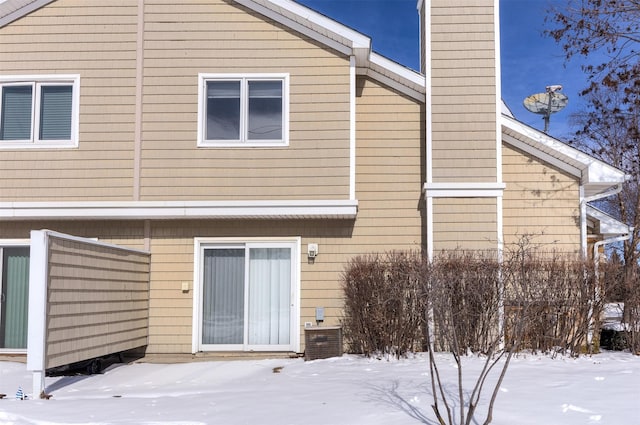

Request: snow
left=0, top=352, right=639, bottom=425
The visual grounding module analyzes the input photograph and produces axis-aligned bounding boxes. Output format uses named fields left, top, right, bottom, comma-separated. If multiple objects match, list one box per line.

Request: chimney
left=419, top=0, right=504, bottom=254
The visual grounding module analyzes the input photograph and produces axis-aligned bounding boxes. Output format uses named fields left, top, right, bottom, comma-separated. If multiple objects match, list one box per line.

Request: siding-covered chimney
left=419, top=0, right=503, bottom=254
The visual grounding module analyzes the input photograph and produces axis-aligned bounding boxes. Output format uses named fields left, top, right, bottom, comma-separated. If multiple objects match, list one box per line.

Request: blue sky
left=296, top=0, right=589, bottom=139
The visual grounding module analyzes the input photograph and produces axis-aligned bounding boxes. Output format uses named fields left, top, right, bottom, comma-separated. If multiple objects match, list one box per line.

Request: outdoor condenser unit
left=304, top=326, right=343, bottom=361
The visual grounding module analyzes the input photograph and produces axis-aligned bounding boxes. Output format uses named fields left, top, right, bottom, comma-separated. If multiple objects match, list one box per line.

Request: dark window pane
left=248, top=80, right=282, bottom=140
left=1, top=86, right=33, bottom=141
left=206, top=81, right=240, bottom=140
left=39, top=85, right=72, bottom=140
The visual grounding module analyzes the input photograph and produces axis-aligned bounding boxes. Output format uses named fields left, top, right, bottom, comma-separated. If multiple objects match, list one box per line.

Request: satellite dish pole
left=523, top=85, right=568, bottom=133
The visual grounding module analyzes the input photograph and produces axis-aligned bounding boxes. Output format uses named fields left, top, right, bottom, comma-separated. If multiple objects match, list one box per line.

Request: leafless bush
left=502, top=248, right=598, bottom=356
left=341, top=241, right=615, bottom=424
left=341, top=251, right=426, bottom=358
left=426, top=250, right=501, bottom=354
left=425, top=250, right=504, bottom=425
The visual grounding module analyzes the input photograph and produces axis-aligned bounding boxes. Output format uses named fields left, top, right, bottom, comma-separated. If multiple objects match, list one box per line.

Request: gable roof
left=233, top=0, right=426, bottom=100
left=501, top=114, right=627, bottom=198
left=0, top=0, right=629, bottom=198
left=0, top=0, right=426, bottom=100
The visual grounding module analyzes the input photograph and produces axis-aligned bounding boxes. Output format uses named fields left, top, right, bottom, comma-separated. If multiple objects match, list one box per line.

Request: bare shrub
left=341, top=241, right=614, bottom=424
left=341, top=251, right=426, bottom=358
left=502, top=248, right=598, bottom=356
left=425, top=244, right=600, bottom=425
left=427, top=250, right=501, bottom=354
left=425, top=250, right=505, bottom=425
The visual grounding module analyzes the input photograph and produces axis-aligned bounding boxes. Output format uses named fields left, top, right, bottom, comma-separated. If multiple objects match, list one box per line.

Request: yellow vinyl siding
left=0, top=0, right=352, bottom=202
left=430, top=0, right=497, bottom=183
left=502, top=143, right=581, bottom=252
left=139, top=0, right=351, bottom=201
left=432, top=198, right=498, bottom=251
left=0, top=0, right=137, bottom=201
left=353, top=76, right=424, bottom=252
left=142, top=75, right=425, bottom=354
left=146, top=219, right=361, bottom=354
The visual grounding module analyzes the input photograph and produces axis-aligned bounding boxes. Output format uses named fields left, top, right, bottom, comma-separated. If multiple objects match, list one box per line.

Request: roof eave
left=0, top=200, right=359, bottom=220
left=0, top=0, right=55, bottom=27
left=238, top=0, right=425, bottom=100
left=501, top=114, right=626, bottom=196
left=587, top=205, right=631, bottom=237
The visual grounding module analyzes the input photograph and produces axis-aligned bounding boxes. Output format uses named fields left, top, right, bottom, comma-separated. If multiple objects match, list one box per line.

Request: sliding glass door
left=200, top=242, right=295, bottom=351
left=0, top=247, right=30, bottom=350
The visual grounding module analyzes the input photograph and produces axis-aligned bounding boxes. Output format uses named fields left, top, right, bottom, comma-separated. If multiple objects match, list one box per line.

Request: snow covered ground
left=0, top=351, right=638, bottom=425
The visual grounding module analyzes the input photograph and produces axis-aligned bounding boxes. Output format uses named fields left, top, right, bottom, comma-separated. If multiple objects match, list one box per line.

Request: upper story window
left=0, top=75, right=79, bottom=148
left=198, top=74, right=289, bottom=147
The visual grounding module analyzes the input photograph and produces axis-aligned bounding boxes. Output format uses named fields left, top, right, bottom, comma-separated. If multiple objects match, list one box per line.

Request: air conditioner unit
left=304, top=326, right=343, bottom=361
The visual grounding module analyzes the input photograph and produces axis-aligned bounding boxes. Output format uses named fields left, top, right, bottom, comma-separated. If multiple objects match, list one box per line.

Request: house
left=0, top=0, right=629, bottom=367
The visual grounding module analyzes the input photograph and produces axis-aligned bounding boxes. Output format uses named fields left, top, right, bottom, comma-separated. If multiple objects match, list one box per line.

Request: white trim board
left=0, top=200, right=359, bottom=220
left=423, top=182, right=506, bottom=198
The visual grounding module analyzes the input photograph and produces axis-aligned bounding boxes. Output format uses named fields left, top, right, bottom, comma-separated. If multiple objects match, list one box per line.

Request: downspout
left=579, top=182, right=624, bottom=349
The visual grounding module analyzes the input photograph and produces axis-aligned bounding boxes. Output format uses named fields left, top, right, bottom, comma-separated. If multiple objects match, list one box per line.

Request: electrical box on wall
left=315, top=307, right=324, bottom=322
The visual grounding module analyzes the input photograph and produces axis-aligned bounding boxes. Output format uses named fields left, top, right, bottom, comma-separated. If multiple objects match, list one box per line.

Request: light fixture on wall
left=307, top=243, right=318, bottom=258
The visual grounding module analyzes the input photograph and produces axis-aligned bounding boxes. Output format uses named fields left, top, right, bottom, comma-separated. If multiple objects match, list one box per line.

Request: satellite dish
left=523, top=85, right=568, bottom=133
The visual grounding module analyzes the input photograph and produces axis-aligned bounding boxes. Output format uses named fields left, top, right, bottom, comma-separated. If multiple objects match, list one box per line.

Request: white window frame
left=0, top=75, right=80, bottom=149
left=192, top=237, right=300, bottom=353
left=197, top=73, right=289, bottom=147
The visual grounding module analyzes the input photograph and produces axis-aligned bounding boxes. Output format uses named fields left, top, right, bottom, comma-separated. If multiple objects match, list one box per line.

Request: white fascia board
left=364, top=53, right=426, bottom=101
left=582, top=160, right=629, bottom=185
left=424, top=182, right=506, bottom=198
left=0, top=200, right=359, bottom=220
left=235, top=0, right=369, bottom=57
left=239, top=0, right=427, bottom=101
left=362, top=67, right=425, bottom=102
left=502, top=132, right=582, bottom=178
left=0, top=0, right=55, bottom=27
left=263, top=0, right=370, bottom=48
left=368, top=53, right=425, bottom=89
left=501, top=115, right=626, bottom=185
left=587, top=205, right=631, bottom=236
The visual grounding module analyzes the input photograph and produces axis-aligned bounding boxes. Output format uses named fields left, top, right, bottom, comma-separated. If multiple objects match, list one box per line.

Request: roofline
left=240, top=0, right=425, bottom=99
left=501, top=113, right=627, bottom=186
left=1, top=0, right=426, bottom=100
left=0, top=200, right=359, bottom=220
left=0, top=0, right=55, bottom=27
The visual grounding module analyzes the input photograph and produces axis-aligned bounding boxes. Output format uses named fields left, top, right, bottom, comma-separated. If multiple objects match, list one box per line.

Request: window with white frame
left=0, top=76, right=79, bottom=148
left=198, top=74, right=288, bottom=146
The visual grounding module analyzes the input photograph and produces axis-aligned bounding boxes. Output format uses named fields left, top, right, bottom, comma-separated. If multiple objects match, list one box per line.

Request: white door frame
left=192, top=237, right=301, bottom=353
